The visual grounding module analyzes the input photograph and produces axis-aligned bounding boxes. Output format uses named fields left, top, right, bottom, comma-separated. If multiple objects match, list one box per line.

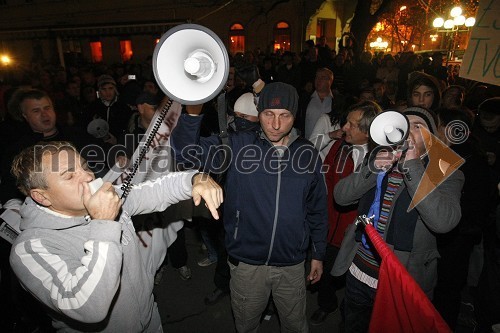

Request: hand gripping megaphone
left=152, top=24, right=230, bottom=105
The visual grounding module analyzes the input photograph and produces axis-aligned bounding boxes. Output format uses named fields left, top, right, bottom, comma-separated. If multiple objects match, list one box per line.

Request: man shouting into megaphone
left=9, top=141, right=223, bottom=332
left=331, top=107, right=464, bottom=332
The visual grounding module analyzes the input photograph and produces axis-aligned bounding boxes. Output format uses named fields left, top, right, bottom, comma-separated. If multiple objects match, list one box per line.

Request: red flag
left=364, top=224, right=451, bottom=333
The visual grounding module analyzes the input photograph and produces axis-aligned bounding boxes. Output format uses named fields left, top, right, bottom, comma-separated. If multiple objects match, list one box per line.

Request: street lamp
left=0, top=55, right=11, bottom=66
left=433, top=6, right=476, bottom=30
left=370, top=37, right=389, bottom=51
left=432, top=6, right=475, bottom=64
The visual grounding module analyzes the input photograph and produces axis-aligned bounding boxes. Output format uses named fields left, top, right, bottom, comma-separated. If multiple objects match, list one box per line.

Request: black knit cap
left=403, top=106, right=438, bottom=134
left=257, top=82, right=299, bottom=117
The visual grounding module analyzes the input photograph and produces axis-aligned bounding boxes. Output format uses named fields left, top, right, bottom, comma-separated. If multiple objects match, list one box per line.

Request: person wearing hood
left=229, top=92, right=260, bottom=132
left=9, top=141, right=222, bottom=332
left=407, top=72, right=441, bottom=111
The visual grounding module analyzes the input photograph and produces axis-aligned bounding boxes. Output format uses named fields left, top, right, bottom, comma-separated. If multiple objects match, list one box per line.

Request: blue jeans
left=344, top=270, right=376, bottom=333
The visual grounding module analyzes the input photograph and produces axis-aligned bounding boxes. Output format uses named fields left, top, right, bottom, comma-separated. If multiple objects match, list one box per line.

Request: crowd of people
left=0, top=37, right=499, bottom=333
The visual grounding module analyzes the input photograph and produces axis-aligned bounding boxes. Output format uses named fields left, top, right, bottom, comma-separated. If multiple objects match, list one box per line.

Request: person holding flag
left=332, top=107, right=464, bottom=332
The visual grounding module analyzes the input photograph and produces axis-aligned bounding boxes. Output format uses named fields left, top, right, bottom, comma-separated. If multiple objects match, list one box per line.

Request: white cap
left=234, top=93, right=258, bottom=117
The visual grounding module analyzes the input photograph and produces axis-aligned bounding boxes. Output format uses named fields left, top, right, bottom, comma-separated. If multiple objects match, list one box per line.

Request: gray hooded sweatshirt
left=10, top=171, right=196, bottom=332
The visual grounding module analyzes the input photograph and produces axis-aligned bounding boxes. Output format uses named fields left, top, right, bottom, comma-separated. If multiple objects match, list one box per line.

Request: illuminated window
left=229, top=23, right=245, bottom=55
left=151, top=36, right=161, bottom=53
left=120, top=39, right=133, bottom=62
left=273, top=21, right=291, bottom=52
left=89, top=41, right=103, bottom=63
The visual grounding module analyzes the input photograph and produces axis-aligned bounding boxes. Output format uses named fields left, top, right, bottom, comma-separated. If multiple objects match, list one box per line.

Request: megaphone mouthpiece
left=184, top=50, right=216, bottom=83
left=384, top=125, right=404, bottom=144
left=370, top=110, right=410, bottom=146
left=184, top=58, right=202, bottom=74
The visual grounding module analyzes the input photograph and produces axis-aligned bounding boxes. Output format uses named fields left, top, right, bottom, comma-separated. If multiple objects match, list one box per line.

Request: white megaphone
left=87, top=118, right=110, bottom=140
left=369, top=110, right=409, bottom=147
left=153, top=24, right=230, bottom=105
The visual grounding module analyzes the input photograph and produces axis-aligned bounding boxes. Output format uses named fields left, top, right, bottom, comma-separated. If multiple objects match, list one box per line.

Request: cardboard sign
left=460, top=0, right=500, bottom=86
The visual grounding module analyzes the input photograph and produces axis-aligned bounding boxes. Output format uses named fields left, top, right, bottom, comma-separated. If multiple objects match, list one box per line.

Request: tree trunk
left=349, top=0, right=394, bottom=57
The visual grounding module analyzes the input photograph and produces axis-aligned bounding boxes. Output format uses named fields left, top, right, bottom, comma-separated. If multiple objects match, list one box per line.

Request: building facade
left=0, top=0, right=355, bottom=69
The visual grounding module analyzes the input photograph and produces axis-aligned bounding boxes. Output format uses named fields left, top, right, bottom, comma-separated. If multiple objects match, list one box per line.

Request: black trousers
left=167, top=227, right=188, bottom=269
left=344, top=270, right=376, bottom=333
left=193, top=215, right=229, bottom=291
left=433, top=232, right=476, bottom=330
left=316, top=244, right=345, bottom=312
left=211, top=221, right=230, bottom=292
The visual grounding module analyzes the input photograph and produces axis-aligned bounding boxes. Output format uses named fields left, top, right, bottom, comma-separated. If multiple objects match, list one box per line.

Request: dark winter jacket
left=172, top=114, right=328, bottom=266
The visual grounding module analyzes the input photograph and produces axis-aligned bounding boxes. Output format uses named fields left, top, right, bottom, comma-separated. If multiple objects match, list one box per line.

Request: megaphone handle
left=216, top=92, right=231, bottom=185
left=120, top=99, right=174, bottom=199
left=397, top=140, right=409, bottom=174
left=217, top=92, right=228, bottom=140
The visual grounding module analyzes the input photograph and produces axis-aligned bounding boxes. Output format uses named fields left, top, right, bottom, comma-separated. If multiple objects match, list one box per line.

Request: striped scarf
left=353, top=171, right=405, bottom=278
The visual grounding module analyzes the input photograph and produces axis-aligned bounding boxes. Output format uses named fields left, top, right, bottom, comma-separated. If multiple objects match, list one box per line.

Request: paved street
left=154, top=224, right=477, bottom=333
left=154, top=225, right=342, bottom=333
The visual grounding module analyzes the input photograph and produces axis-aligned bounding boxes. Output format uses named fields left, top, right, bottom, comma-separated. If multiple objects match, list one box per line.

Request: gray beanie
left=97, top=74, right=116, bottom=88
left=403, top=106, right=438, bottom=134
left=257, top=82, right=299, bottom=116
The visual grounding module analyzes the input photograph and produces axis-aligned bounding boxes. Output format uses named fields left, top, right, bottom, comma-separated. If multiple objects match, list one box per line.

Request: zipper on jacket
left=234, top=210, right=240, bottom=239
left=266, top=155, right=282, bottom=265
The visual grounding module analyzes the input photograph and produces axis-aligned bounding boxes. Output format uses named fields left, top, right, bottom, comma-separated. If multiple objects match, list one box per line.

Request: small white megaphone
left=153, top=24, right=230, bottom=105
left=369, top=110, right=410, bottom=146
left=87, top=118, right=110, bottom=140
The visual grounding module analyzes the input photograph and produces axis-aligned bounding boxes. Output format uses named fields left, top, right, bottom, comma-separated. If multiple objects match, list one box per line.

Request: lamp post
left=432, top=6, right=475, bottom=65
left=370, top=37, right=389, bottom=52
